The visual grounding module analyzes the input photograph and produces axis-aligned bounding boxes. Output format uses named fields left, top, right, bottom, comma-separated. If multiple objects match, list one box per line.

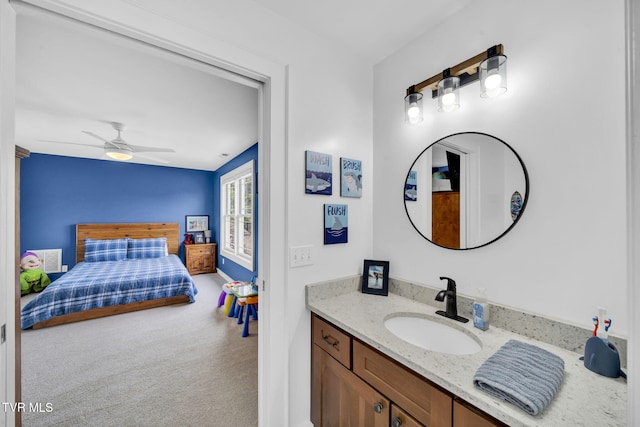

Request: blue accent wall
left=212, top=143, right=259, bottom=282
left=20, top=147, right=259, bottom=283
left=20, top=154, right=215, bottom=281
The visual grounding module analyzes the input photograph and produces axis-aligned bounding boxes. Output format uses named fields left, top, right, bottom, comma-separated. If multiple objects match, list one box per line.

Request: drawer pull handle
left=322, top=334, right=339, bottom=348
left=392, top=417, right=402, bottom=427
left=373, top=402, right=383, bottom=414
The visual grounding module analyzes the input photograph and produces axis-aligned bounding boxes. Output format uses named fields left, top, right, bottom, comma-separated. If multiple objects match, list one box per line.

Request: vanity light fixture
left=437, top=69, right=460, bottom=112
left=479, top=45, right=507, bottom=98
left=404, top=44, right=507, bottom=123
left=404, top=89, right=423, bottom=124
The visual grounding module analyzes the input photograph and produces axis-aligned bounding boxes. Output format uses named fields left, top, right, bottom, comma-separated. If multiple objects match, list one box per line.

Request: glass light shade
left=480, top=54, right=507, bottom=98
left=105, top=147, right=133, bottom=161
left=437, top=76, right=460, bottom=112
left=404, top=92, right=423, bottom=124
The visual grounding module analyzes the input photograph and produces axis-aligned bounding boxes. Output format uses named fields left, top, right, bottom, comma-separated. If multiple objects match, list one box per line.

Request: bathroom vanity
left=312, top=314, right=502, bottom=426
left=307, top=278, right=627, bottom=427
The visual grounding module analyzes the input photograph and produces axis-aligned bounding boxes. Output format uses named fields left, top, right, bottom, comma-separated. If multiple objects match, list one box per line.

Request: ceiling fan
left=43, top=122, right=175, bottom=164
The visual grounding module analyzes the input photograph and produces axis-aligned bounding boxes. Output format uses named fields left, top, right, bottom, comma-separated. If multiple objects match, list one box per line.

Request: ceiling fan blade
left=127, top=144, right=175, bottom=153
left=81, top=131, right=110, bottom=143
left=38, top=140, right=103, bottom=149
left=133, top=153, right=170, bottom=164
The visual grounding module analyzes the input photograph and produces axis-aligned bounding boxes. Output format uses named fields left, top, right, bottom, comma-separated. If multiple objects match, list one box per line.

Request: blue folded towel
left=473, top=339, right=565, bottom=416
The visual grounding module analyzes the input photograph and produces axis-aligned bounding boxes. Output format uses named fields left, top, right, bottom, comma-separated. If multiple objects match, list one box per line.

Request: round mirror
left=404, top=132, right=529, bottom=250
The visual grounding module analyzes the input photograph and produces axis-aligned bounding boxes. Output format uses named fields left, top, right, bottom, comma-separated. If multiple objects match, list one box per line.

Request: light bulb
left=480, top=53, right=507, bottom=98
left=437, top=76, right=460, bottom=112
left=440, top=90, right=459, bottom=112
left=404, top=92, right=423, bottom=124
left=441, top=92, right=456, bottom=106
left=407, top=102, right=420, bottom=119
left=484, top=72, right=502, bottom=90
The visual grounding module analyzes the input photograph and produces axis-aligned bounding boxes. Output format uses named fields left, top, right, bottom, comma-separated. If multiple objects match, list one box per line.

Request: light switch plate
left=289, top=245, right=313, bottom=268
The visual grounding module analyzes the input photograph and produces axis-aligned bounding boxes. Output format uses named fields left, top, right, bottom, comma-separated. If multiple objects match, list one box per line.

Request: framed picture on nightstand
left=193, top=232, right=205, bottom=244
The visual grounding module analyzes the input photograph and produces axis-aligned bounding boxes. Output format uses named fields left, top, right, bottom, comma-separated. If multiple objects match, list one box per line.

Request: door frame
left=625, top=0, right=640, bottom=423
left=5, top=1, right=289, bottom=426
left=0, top=2, right=17, bottom=426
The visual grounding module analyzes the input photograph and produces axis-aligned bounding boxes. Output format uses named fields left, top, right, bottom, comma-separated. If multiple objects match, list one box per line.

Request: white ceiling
left=15, top=1, right=471, bottom=171
left=254, top=0, right=473, bottom=64
left=15, top=6, right=260, bottom=171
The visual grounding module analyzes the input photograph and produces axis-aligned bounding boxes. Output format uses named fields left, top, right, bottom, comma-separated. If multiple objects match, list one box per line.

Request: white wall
left=373, top=0, right=628, bottom=334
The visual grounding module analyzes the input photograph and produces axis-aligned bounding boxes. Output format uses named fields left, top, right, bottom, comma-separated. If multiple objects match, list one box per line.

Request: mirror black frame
left=404, top=131, right=530, bottom=250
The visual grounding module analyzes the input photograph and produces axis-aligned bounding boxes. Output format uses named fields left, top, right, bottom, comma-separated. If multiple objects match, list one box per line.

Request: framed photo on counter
left=361, top=259, right=389, bottom=296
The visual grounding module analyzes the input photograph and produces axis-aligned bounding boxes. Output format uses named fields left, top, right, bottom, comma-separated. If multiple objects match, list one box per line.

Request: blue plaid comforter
left=21, top=255, right=198, bottom=329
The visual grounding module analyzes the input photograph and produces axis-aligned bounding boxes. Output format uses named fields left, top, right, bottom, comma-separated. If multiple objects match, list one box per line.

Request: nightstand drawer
left=187, top=245, right=214, bottom=256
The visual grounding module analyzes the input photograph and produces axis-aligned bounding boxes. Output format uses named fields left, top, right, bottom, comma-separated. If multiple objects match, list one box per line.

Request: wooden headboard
left=76, top=222, right=180, bottom=263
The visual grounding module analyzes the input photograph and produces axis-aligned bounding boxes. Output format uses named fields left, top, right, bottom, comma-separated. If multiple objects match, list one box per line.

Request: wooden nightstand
left=184, top=243, right=217, bottom=275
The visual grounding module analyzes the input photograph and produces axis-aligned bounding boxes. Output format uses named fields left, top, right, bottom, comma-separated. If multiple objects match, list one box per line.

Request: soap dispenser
left=473, top=288, right=490, bottom=331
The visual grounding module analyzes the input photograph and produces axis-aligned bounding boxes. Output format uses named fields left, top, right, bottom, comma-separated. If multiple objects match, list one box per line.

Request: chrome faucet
left=434, top=276, right=469, bottom=323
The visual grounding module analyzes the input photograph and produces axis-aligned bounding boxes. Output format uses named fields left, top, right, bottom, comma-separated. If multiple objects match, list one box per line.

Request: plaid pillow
left=84, top=238, right=128, bottom=262
left=127, top=238, right=168, bottom=259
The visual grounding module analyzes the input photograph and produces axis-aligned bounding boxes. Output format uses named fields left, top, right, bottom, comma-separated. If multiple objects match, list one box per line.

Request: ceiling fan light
left=105, top=147, right=133, bottom=161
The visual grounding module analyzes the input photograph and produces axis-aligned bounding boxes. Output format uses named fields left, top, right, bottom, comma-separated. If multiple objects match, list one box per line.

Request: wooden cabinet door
left=432, top=191, right=460, bottom=248
left=312, top=345, right=390, bottom=427
left=202, top=253, right=214, bottom=271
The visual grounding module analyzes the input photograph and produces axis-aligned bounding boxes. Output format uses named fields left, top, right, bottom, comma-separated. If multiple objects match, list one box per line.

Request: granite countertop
left=306, top=286, right=627, bottom=427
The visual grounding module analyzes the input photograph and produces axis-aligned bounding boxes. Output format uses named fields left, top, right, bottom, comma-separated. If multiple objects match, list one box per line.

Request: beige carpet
left=20, top=273, right=258, bottom=427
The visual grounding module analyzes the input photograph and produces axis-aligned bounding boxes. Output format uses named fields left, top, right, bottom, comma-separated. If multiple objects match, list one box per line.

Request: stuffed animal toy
left=20, top=251, right=51, bottom=295
left=184, top=233, right=194, bottom=245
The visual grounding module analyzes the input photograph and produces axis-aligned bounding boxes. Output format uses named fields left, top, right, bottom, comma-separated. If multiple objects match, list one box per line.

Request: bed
left=21, top=222, right=198, bottom=329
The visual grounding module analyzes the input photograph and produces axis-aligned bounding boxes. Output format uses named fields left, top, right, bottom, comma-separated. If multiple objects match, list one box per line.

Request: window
left=220, top=160, right=254, bottom=270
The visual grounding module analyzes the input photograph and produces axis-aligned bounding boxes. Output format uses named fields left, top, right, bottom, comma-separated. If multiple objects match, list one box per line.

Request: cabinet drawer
left=187, top=245, right=214, bottom=256
left=453, top=399, right=506, bottom=427
left=312, top=314, right=352, bottom=369
left=353, top=340, right=452, bottom=427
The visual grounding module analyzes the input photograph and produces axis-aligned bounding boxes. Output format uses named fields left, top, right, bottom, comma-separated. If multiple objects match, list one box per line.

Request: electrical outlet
left=61, top=265, right=68, bottom=272
left=289, top=245, right=313, bottom=268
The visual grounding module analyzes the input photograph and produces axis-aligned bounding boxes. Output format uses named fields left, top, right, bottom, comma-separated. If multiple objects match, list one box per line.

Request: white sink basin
left=384, top=314, right=481, bottom=355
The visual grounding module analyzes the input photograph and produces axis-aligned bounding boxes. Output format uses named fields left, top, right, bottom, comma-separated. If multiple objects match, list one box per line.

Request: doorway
left=10, top=1, right=284, bottom=426
left=431, top=143, right=468, bottom=249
